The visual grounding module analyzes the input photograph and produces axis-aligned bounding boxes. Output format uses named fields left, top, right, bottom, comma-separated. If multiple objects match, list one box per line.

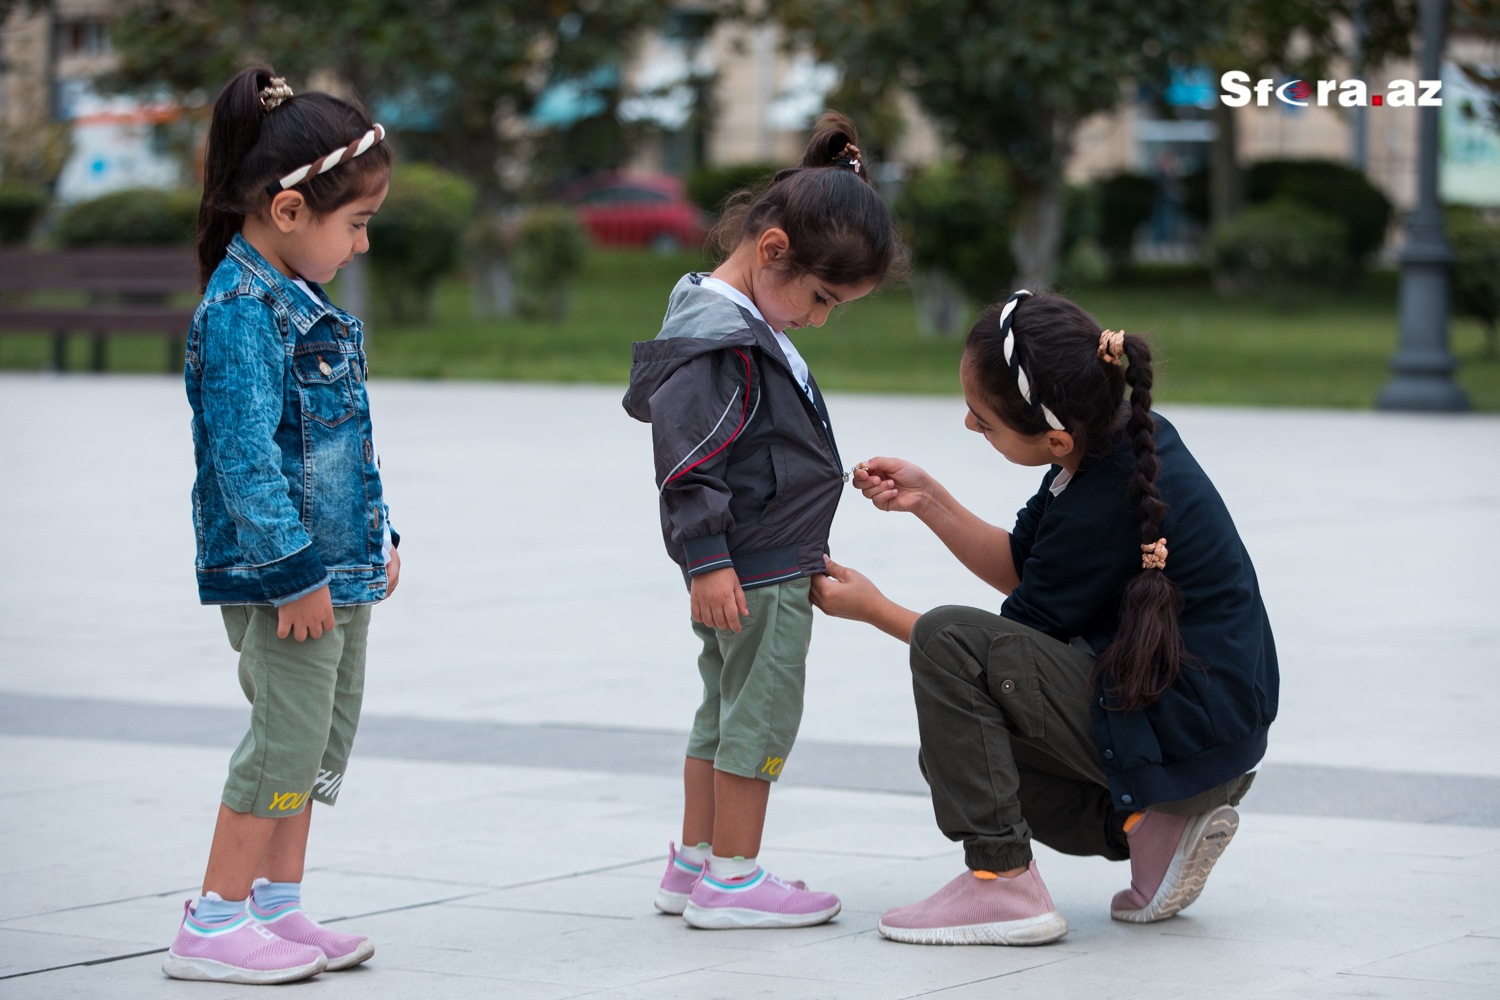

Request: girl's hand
left=691, top=566, right=750, bottom=633
left=852, top=457, right=936, bottom=515
left=277, top=586, right=336, bottom=641
left=384, top=546, right=401, bottom=599
left=811, top=557, right=922, bottom=642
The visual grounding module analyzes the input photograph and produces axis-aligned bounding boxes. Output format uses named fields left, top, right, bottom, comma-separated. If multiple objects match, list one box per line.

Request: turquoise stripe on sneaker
left=184, top=912, right=250, bottom=936
left=702, top=869, right=767, bottom=892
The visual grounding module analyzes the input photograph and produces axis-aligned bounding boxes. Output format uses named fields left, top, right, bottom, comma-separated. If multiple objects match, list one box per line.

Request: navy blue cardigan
left=1002, top=414, right=1278, bottom=811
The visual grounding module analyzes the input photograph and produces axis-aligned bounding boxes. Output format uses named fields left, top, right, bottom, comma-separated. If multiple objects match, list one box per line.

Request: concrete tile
left=1341, top=934, right=1500, bottom=986
left=581, top=967, right=915, bottom=999
left=0, top=926, right=162, bottom=978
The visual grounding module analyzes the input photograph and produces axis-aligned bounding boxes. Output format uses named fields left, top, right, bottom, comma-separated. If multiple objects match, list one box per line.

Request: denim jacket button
left=319, top=360, right=333, bottom=376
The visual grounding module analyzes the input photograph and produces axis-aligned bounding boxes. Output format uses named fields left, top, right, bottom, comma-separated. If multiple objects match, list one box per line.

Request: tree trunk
left=1009, top=121, right=1075, bottom=292
left=469, top=190, right=516, bottom=320
left=1209, top=101, right=1243, bottom=230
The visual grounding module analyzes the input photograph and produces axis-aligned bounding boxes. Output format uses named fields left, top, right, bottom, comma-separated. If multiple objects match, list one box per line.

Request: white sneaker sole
left=683, top=900, right=841, bottom=929
left=654, top=887, right=689, bottom=915
left=325, top=938, right=376, bottom=971
left=877, top=909, right=1068, bottom=946
left=162, top=951, right=327, bottom=984
left=1112, top=805, right=1239, bottom=924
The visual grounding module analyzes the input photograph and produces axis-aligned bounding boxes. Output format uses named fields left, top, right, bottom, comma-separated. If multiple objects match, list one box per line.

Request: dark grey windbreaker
left=623, top=273, right=846, bottom=590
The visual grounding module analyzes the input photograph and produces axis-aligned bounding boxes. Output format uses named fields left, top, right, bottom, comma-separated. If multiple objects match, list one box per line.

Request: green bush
left=1447, top=205, right=1500, bottom=357
left=368, top=164, right=476, bottom=322
left=686, top=163, right=779, bottom=213
left=54, top=188, right=199, bottom=246
left=1248, top=160, right=1392, bottom=266
left=1211, top=198, right=1348, bottom=306
left=0, top=184, right=48, bottom=245
left=895, top=157, right=1014, bottom=305
left=516, top=205, right=588, bottom=322
left=1097, top=172, right=1158, bottom=270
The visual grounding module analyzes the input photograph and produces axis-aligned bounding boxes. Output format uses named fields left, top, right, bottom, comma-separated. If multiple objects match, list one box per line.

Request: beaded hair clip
left=833, top=141, right=863, bottom=174
left=1141, top=538, right=1169, bottom=571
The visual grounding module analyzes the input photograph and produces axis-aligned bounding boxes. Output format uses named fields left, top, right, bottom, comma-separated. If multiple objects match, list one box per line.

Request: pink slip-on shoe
left=162, top=900, right=327, bottom=984
left=248, top=896, right=375, bottom=970
left=1111, top=805, right=1239, bottom=923
left=683, top=867, right=840, bottom=929
left=877, top=862, right=1068, bottom=946
left=655, top=842, right=704, bottom=915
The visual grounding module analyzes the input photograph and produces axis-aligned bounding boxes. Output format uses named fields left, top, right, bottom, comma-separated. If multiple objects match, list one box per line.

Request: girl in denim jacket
left=164, top=67, right=395, bottom=985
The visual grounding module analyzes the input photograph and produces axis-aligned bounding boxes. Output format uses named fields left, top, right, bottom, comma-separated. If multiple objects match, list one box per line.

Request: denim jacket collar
left=225, top=233, right=351, bottom=337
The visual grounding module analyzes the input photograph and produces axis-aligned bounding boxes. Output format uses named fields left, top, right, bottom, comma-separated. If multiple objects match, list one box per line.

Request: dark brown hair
left=197, top=65, right=393, bottom=290
left=709, top=111, right=908, bottom=287
left=964, top=294, right=1188, bottom=712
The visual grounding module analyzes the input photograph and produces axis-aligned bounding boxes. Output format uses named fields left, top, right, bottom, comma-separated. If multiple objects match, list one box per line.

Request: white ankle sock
left=677, top=842, right=711, bottom=867
left=708, top=854, right=758, bottom=881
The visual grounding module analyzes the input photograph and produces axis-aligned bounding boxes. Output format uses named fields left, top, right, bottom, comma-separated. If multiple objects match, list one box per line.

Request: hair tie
left=260, top=77, right=294, bottom=111
left=1141, top=538, right=1168, bottom=571
left=996, top=290, right=1066, bottom=431
left=833, top=141, right=862, bottom=174
left=265, top=124, right=387, bottom=197
left=1098, top=329, right=1125, bottom=365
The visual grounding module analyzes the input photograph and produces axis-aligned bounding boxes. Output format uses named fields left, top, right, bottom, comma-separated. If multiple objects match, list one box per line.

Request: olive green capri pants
left=219, top=604, right=370, bottom=819
left=687, top=577, right=813, bottom=782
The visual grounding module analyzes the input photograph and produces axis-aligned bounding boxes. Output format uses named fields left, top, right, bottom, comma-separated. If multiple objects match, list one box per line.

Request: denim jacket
left=186, top=234, right=396, bottom=606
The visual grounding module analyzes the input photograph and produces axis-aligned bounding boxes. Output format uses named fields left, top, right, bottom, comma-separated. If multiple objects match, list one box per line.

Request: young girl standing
left=812, top=291, right=1278, bottom=944
left=164, top=67, right=396, bottom=984
left=624, top=114, right=906, bottom=929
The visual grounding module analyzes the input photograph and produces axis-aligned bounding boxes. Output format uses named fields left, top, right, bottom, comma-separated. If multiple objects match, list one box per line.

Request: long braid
left=1093, top=335, right=1189, bottom=711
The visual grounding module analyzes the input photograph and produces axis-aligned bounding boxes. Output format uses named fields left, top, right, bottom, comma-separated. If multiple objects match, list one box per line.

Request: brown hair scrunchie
left=1098, top=329, right=1125, bottom=365
left=1141, top=537, right=1168, bottom=571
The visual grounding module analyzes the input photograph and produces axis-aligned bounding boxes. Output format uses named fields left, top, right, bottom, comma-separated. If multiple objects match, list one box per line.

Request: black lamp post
left=1376, top=0, right=1469, bottom=412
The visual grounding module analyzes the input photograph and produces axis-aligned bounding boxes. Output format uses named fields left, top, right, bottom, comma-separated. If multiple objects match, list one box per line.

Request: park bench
left=0, top=248, right=198, bottom=373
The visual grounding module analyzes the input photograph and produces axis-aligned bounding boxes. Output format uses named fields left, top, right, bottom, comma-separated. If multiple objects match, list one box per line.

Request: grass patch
left=4, top=248, right=1496, bottom=410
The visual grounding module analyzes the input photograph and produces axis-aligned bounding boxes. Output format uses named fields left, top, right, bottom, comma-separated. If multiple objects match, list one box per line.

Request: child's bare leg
left=683, top=756, right=716, bottom=846
left=257, top=803, right=313, bottom=883
left=202, top=803, right=278, bottom=900
left=712, top=769, right=770, bottom=858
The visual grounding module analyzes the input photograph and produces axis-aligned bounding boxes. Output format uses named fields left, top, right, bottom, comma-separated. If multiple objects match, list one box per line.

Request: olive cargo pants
left=909, top=605, right=1253, bottom=873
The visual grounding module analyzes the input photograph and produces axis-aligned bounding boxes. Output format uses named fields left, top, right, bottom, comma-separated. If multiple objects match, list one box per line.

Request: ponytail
left=197, top=66, right=392, bottom=290
left=709, top=111, right=908, bottom=286
left=963, top=294, right=1189, bottom=712
left=1091, top=336, right=1191, bottom=712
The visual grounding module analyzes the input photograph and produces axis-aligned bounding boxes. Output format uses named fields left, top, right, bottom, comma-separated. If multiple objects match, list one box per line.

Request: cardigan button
left=1103, top=749, right=1114, bottom=760
left=1098, top=697, right=1105, bottom=707
left=999, top=679, right=1016, bottom=695
left=1121, top=794, right=1133, bottom=805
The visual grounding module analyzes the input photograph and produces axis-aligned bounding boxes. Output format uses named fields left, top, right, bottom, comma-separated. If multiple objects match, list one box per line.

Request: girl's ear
left=1044, top=429, right=1077, bottom=459
left=269, top=190, right=307, bottom=233
left=755, top=226, right=791, bottom=268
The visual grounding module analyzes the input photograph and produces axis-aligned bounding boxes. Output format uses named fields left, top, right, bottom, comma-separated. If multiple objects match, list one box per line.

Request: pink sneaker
left=249, top=896, right=375, bottom=970
left=1111, top=805, right=1239, bottom=923
left=654, top=842, right=705, bottom=915
left=682, top=867, right=840, bottom=929
left=162, top=900, right=327, bottom=984
left=877, top=862, right=1068, bottom=946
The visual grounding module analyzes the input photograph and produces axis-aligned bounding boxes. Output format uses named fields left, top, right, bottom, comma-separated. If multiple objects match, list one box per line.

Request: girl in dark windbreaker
left=623, top=113, right=907, bottom=929
left=812, top=292, right=1277, bottom=945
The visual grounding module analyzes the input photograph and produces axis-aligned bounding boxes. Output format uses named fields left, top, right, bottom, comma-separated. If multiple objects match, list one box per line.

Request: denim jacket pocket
left=292, top=345, right=356, bottom=427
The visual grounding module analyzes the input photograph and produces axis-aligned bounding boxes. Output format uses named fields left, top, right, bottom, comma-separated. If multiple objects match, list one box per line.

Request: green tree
left=1454, top=2, right=1500, bottom=127
left=101, top=0, right=670, bottom=313
left=1197, top=2, right=1414, bottom=233
left=771, top=0, right=1229, bottom=289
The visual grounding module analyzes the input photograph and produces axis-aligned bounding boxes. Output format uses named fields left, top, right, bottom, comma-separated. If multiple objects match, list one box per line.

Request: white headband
left=265, top=124, right=386, bottom=196
left=997, top=290, right=1066, bottom=431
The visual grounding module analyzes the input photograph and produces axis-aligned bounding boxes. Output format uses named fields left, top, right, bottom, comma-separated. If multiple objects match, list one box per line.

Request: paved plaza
left=2, top=373, right=1499, bottom=997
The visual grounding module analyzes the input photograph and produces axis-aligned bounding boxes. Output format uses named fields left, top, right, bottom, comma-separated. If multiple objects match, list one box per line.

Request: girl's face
left=262, top=180, right=389, bottom=284
left=960, top=356, right=1077, bottom=468
left=757, top=268, right=880, bottom=332
left=750, top=227, right=879, bottom=332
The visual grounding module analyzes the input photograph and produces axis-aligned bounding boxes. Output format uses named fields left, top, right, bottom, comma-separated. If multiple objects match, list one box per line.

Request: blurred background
left=0, top=0, right=1498, bottom=409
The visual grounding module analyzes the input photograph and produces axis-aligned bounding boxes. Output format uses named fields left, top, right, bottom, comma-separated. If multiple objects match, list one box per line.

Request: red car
left=561, top=173, right=707, bottom=252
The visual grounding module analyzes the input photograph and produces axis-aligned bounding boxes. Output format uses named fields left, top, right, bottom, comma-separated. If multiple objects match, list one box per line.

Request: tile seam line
left=0, top=946, right=169, bottom=981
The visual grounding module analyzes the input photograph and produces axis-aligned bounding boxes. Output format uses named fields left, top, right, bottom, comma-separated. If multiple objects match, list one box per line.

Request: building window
left=57, top=21, right=111, bottom=59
